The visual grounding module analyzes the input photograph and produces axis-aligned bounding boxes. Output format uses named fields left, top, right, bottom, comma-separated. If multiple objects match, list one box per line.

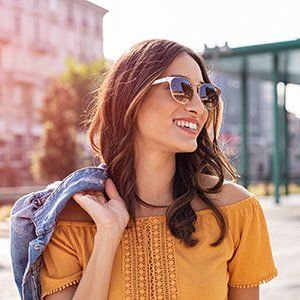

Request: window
left=81, top=8, right=89, bottom=31
left=0, top=84, right=3, bottom=104
left=0, top=46, right=2, bottom=67
left=95, top=20, right=102, bottom=36
left=13, top=135, right=22, bottom=161
left=14, top=86, right=22, bottom=106
left=33, top=17, right=40, bottom=42
left=67, top=3, right=74, bottom=25
left=15, top=13, right=21, bottom=35
left=48, top=0, right=58, bottom=12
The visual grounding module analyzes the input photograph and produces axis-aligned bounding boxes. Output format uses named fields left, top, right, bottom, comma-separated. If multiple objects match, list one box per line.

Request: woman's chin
left=173, top=142, right=198, bottom=153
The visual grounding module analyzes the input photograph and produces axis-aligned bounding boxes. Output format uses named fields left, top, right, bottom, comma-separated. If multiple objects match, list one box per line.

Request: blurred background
left=0, top=0, right=299, bottom=299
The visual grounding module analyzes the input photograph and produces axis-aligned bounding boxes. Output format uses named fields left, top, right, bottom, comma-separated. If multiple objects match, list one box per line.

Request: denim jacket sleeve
left=9, top=163, right=107, bottom=300
left=9, top=181, right=61, bottom=298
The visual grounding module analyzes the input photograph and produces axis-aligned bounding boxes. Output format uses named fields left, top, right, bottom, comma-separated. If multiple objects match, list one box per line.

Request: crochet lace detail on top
left=122, top=217, right=179, bottom=300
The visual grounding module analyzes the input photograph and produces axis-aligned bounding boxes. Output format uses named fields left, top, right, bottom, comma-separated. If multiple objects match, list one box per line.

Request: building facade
left=0, top=0, right=107, bottom=186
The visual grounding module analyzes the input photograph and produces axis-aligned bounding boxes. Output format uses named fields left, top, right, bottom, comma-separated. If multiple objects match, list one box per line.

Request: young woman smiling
left=40, top=39, right=278, bottom=300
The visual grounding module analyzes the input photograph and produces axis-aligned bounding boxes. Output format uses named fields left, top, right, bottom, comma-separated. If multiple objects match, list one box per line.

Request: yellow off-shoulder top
left=40, top=194, right=278, bottom=299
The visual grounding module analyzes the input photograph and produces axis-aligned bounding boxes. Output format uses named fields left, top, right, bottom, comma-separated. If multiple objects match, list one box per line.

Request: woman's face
left=135, top=52, right=209, bottom=154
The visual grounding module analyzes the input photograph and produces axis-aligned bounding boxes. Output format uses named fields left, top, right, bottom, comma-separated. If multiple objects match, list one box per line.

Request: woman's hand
left=72, top=178, right=130, bottom=235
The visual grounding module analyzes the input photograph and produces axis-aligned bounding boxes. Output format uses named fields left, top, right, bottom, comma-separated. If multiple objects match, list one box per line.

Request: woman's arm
left=44, top=227, right=120, bottom=300
left=44, top=178, right=129, bottom=300
left=72, top=227, right=120, bottom=300
left=228, top=284, right=259, bottom=299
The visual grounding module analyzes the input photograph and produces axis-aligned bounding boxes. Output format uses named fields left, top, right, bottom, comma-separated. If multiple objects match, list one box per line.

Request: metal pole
left=283, top=53, right=289, bottom=195
left=272, top=53, right=280, bottom=203
left=283, top=84, right=289, bottom=195
left=241, top=57, right=249, bottom=188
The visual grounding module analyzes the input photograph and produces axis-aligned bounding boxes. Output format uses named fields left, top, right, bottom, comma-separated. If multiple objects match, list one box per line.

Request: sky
left=90, top=0, right=300, bottom=117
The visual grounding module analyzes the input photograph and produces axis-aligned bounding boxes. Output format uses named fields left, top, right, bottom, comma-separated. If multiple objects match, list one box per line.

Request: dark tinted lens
left=199, top=84, right=220, bottom=109
left=170, top=77, right=193, bottom=103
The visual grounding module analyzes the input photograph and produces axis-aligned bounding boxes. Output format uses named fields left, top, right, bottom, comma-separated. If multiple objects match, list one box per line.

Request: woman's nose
left=184, top=90, right=207, bottom=115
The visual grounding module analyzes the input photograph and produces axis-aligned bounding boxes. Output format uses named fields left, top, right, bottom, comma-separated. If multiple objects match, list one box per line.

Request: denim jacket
left=9, top=163, right=108, bottom=300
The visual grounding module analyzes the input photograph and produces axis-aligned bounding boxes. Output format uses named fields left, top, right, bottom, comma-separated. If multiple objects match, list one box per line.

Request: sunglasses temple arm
left=152, top=78, right=171, bottom=85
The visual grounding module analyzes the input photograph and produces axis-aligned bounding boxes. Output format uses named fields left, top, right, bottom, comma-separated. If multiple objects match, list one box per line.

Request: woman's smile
left=173, top=121, right=199, bottom=136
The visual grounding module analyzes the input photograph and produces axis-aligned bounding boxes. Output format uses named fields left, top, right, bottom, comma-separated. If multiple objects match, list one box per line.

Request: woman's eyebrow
left=169, top=74, right=204, bottom=84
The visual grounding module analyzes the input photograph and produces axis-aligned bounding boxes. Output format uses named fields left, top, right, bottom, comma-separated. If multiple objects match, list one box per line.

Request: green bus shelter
left=202, top=39, right=300, bottom=204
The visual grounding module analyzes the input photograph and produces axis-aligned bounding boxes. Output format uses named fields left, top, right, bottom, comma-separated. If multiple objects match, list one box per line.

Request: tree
left=60, top=57, right=111, bottom=131
left=31, top=80, right=79, bottom=181
left=31, top=57, right=111, bottom=181
left=60, top=57, right=111, bottom=167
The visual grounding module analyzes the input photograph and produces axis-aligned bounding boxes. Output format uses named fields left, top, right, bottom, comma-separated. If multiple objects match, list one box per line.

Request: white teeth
left=173, top=120, right=197, bottom=130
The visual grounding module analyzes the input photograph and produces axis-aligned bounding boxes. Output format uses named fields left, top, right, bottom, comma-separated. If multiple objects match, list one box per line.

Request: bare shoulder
left=58, top=197, right=94, bottom=222
left=197, top=173, right=253, bottom=207
left=220, top=180, right=253, bottom=205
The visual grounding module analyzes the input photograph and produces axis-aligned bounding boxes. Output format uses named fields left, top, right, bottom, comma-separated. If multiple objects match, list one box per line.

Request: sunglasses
left=151, top=76, right=222, bottom=110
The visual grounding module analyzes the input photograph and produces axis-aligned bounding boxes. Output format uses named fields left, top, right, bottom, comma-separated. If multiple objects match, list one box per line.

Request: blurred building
left=0, top=0, right=107, bottom=186
left=203, top=40, right=300, bottom=201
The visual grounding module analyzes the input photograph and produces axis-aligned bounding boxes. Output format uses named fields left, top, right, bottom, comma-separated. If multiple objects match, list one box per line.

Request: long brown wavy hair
left=85, top=39, right=239, bottom=248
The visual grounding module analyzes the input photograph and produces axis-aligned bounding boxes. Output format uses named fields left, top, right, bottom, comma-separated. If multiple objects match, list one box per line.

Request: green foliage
left=60, top=57, right=111, bottom=130
left=31, top=56, right=111, bottom=181
left=31, top=80, right=79, bottom=181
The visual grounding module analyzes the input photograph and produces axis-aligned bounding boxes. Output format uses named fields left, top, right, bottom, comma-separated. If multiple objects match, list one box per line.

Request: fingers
left=93, top=191, right=107, bottom=205
left=73, top=190, right=106, bottom=206
left=73, top=178, right=122, bottom=205
left=104, top=178, right=121, bottom=201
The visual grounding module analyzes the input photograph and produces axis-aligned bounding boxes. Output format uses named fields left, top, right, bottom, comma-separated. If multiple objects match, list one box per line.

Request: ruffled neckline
left=56, top=194, right=257, bottom=226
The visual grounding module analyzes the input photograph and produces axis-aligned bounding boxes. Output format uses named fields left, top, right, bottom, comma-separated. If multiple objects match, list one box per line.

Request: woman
left=40, top=39, right=278, bottom=299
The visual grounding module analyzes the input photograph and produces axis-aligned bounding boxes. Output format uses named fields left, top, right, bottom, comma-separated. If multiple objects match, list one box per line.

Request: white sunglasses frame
left=151, top=76, right=221, bottom=110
